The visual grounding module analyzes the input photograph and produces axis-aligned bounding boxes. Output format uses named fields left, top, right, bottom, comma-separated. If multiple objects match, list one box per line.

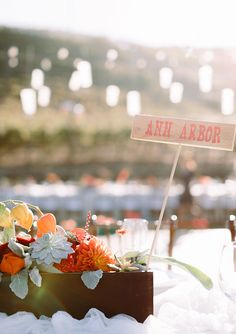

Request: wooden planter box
left=0, top=271, right=153, bottom=323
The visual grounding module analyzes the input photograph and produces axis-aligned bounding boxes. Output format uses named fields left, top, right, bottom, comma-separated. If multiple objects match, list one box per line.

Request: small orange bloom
left=116, top=228, right=127, bottom=235
left=0, top=251, right=25, bottom=275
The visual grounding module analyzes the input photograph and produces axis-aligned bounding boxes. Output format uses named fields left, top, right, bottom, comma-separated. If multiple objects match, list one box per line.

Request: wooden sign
left=131, top=114, right=236, bottom=269
left=131, top=114, right=236, bottom=151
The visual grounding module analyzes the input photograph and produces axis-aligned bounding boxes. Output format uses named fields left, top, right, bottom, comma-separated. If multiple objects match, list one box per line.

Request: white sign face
left=131, top=115, right=236, bottom=151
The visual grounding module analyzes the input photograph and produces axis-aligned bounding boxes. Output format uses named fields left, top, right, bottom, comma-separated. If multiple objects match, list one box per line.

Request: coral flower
left=0, top=251, right=25, bottom=275
left=70, top=228, right=88, bottom=242
left=37, top=213, right=56, bottom=238
left=54, top=254, right=76, bottom=272
left=74, top=236, right=115, bottom=272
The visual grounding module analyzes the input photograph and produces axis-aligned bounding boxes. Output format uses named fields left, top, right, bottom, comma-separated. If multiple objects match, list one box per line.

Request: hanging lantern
left=127, top=91, right=141, bottom=116
left=198, top=65, right=213, bottom=93
left=20, top=89, right=37, bottom=115
left=221, top=89, right=234, bottom=115
left=38, top=86, right=51, bottom=107
left=159, top=67, right=173, bottom=89
left=169, top=82, right=184, bottom=104
left=106, top=85, right=120, bottom=107
left=31, top=69, right=44, bottom=90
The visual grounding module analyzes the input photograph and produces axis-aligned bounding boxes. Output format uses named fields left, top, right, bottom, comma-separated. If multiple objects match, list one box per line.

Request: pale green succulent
left=30, top=233, right=74, bottom=266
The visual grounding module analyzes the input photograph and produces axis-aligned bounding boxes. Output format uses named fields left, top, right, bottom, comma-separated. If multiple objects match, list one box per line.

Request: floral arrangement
left=0, top=200, right=117, bottom=298
left=0, top=200, right=213, bottom=299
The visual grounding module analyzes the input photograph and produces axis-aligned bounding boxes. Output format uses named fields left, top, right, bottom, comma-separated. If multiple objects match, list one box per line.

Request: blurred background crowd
left=0, top=0, right=236, bottom=231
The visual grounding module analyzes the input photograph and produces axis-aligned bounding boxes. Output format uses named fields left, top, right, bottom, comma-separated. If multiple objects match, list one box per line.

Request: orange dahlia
left=74, top=236, right=115, bottom=272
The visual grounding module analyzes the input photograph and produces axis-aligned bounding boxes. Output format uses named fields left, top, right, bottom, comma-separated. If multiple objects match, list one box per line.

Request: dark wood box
left=0, top=271, right=153, bottom=323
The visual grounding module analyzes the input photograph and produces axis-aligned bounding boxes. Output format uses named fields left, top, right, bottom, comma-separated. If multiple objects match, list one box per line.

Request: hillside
left=0, top=27, right=236, bottom=180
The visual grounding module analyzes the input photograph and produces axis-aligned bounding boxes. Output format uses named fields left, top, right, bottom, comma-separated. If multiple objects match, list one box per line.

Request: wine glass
left=118, top=218, right=149, bottom=255
left=218, top=241, right=236, bottom=303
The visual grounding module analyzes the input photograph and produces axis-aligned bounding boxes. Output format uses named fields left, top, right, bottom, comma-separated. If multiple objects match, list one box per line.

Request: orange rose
left=0, top=251, right=25, bottom=275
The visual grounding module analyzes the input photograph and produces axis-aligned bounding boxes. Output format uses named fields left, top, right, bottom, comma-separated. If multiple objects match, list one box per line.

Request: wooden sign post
left=131, top=115, right=236, bottom=269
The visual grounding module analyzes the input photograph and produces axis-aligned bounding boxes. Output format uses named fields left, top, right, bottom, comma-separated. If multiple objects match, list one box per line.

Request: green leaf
left=151, top=255, right=213, bottom=290
left=122, top=250, right=148, bottom=260
left=1, top=225, right=15, bottom=243
left=122, top=251, right=141, bottom=258
left=123, top=266, right=140, bottom=271
left=131, top=264, right=146, bottom=271
left=8, top=239, right=27, bottom=257
left=29, top=267, right=42, bottom=287
left=81, top=270, right=103, bottom=289
left=10, top=269, right=29, bottom=299
left=24, top=254, right=32, bottom=269
left=0, top=203, right=6, bottom=215
left=121, top=250, right=148, bottom=266
left=107, top=263, right=121, bottom=271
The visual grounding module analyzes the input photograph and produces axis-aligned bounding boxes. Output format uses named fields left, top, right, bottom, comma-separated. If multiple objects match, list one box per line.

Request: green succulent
left=30, top=232, right=74, bottom=266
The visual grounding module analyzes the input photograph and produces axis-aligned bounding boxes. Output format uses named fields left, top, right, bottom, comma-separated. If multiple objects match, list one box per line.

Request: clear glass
left=218, top=241, right=236, bottom=302
left=119, top=218, right=149, bottom=254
